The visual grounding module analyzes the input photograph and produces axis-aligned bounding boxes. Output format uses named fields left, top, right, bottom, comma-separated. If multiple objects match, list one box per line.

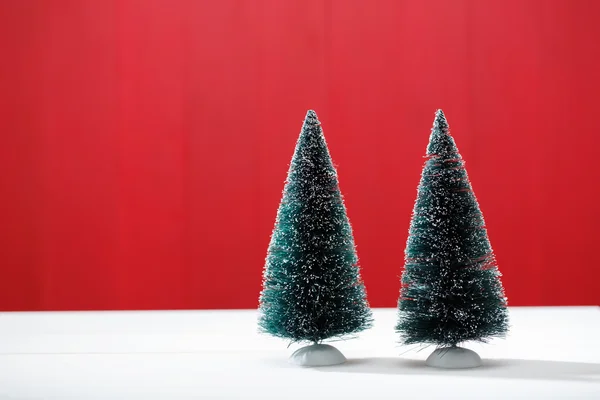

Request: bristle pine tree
left=396, top=109, right=509, bottom=350
left=258, top=110, right=372, bottom=346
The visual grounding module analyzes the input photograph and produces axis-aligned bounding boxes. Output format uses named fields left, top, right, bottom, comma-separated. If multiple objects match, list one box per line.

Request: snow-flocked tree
left=259, top=110, right=372, bottom=365
left=396, top=109, right=509, bottom=367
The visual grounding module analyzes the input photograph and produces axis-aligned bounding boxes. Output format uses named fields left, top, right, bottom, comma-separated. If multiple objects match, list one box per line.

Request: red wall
left=1, top=0, right=599, bottom=311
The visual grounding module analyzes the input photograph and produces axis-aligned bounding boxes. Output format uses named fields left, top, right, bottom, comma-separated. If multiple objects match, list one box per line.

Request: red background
left=1, top=0, right=599, bottom=311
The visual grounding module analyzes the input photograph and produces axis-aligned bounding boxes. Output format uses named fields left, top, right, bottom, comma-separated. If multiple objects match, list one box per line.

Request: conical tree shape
left=396, top=109, right=509, bottom=347
left=259, top=110, right=372, bottom=344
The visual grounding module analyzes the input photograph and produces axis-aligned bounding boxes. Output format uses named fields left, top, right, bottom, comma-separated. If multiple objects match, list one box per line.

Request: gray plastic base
left=425, top=346, right=482, bottom=369
left=289, top=344, right=347, bottom=367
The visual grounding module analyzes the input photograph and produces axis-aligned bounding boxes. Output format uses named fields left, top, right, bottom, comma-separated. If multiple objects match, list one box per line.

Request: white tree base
left=425, top=346, right=482, bottom=369
left=289, top=344, right=347, bottom=367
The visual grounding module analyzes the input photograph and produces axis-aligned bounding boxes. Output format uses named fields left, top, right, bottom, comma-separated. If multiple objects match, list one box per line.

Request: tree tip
left=433, top=108, right=449, bottom=133
left=426, top=108, right=455, bottom=156
left=305, top=109, right=321, bottom=126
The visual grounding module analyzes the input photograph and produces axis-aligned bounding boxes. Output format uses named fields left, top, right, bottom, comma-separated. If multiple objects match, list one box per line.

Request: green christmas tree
left=396, top=110, right=508, bottom=357
left=258, top=110, right=372, bottom=351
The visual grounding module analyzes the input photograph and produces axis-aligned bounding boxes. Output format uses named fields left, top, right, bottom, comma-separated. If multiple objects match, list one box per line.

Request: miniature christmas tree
left=396, top=109, right=509, bottom=368
left=259, top=110, right=372, bottom=366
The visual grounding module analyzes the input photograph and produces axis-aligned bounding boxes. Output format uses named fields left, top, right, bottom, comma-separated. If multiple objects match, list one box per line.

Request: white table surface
left=0, top=307, right=598, bottom=399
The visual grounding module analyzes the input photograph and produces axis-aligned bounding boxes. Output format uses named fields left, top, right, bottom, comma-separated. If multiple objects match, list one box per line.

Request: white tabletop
left=0, top=307, right=598, bottom=399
